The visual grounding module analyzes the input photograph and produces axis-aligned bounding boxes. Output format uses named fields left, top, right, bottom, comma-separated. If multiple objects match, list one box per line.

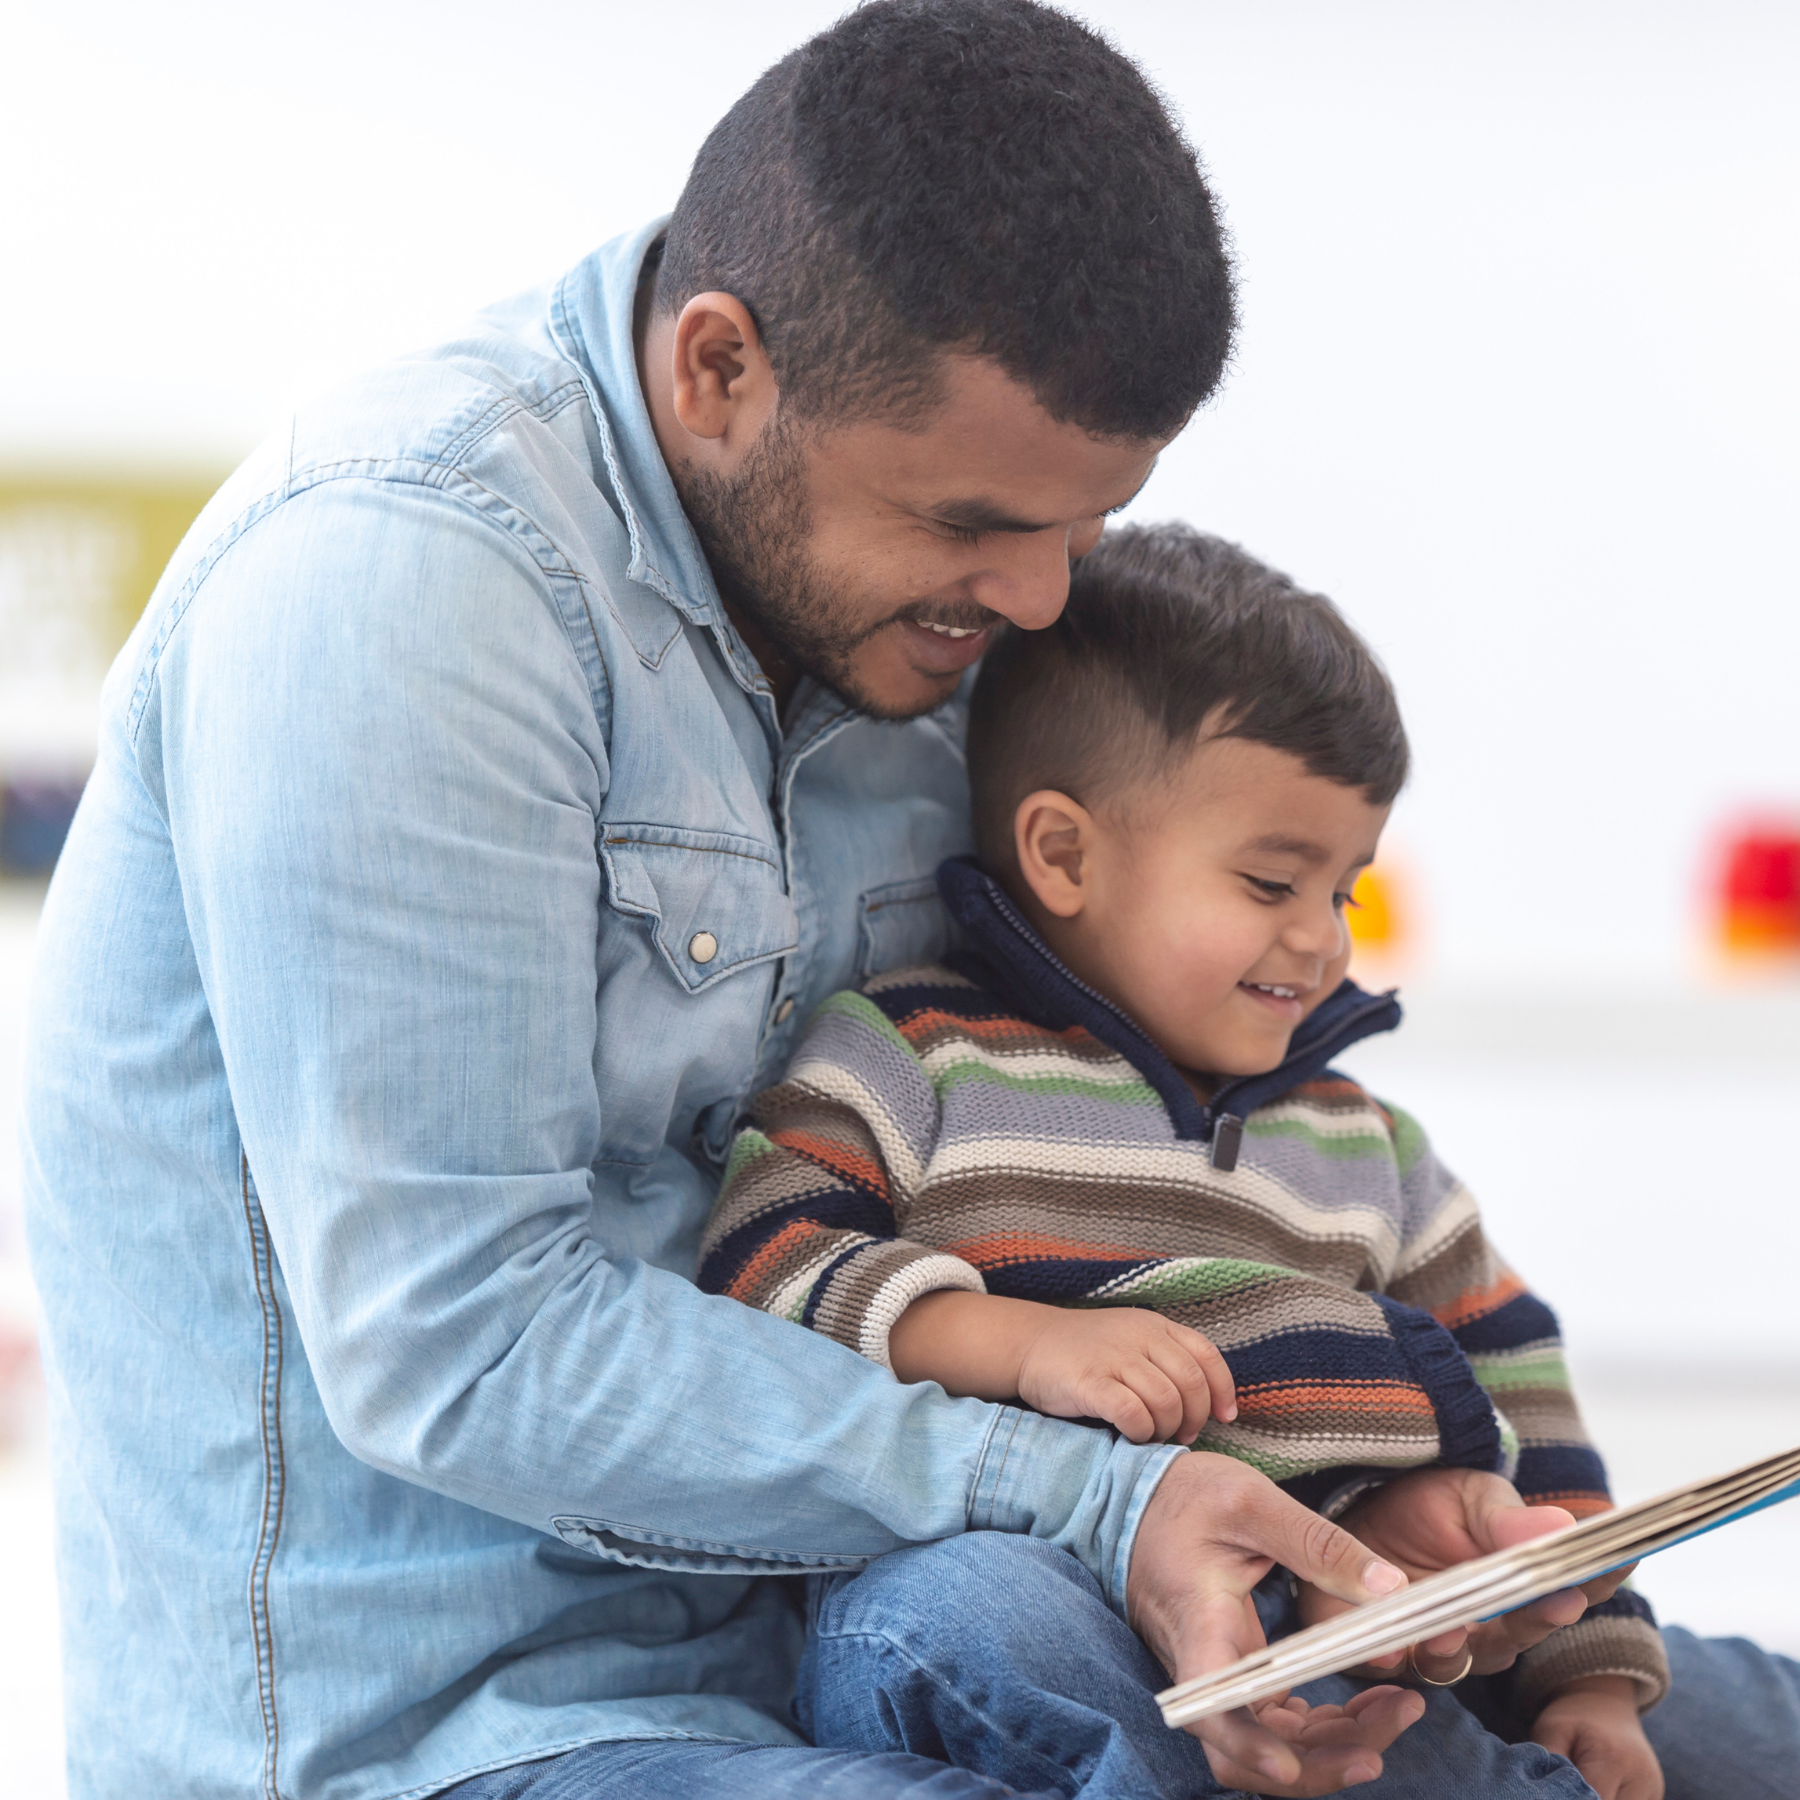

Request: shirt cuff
left=969, top=1406, right=1185, bottom=1617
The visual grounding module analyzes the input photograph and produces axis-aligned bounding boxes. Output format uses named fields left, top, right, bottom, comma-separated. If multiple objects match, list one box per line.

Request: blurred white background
left=2, top=3, right=1796, bottom=1794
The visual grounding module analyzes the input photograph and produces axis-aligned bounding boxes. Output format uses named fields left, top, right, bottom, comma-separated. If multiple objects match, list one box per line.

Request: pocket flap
left=600, top=824, right=799, bottom=992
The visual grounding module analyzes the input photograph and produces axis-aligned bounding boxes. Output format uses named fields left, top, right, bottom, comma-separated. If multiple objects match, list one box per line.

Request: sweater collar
left=936, top=855, right=1403, bottom=1147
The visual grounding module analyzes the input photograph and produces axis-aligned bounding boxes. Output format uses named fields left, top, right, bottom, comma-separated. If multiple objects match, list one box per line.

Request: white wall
left=6, top=1, right=1797, bottom=986
left=1, top=19, right=1796, bottom=1784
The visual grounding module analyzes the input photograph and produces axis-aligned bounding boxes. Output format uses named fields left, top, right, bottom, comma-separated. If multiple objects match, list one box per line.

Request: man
left=23, top=5, right=1729, bottom=1798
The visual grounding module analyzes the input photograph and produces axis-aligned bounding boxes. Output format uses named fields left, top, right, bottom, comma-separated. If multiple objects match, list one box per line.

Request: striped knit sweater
left=699, top=858, right=1668, bottom=1714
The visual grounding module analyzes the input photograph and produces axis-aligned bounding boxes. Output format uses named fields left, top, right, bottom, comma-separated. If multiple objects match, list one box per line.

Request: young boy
left=698, top=524, right=1666, bottom=1796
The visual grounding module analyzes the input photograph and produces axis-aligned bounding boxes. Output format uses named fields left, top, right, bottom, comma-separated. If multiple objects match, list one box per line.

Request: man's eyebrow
left=1240, top=833, right=1333, bottom=865
left=925, top=468, right=1157, bottom=536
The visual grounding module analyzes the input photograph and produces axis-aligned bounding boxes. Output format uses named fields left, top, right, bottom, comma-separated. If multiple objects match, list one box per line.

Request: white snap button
left=688, top=931, right=718, bottom=965
left=774, top=997, right=795, bottom=1025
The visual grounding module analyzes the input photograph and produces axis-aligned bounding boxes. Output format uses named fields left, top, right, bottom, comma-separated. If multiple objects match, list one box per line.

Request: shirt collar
left=546, top=217, right=724, bottom=631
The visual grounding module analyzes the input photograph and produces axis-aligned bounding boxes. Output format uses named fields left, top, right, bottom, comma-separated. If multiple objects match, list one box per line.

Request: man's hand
left=1533, top=1677, right=1664, bottom=1800
left=1015, top=1306, right=1236, bottom=1445
left=1127, top=1450, right=1427, bottom=1795
left=1298, top=1468, right=1617, bottom=1679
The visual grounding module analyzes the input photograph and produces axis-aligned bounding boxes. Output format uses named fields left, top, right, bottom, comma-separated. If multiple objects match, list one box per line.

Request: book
left=1157, top=1442, right=1800, bottom=1729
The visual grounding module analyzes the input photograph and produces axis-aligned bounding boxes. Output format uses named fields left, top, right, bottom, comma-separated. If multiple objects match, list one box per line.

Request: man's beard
left=679, top=417, right=977, bottom=721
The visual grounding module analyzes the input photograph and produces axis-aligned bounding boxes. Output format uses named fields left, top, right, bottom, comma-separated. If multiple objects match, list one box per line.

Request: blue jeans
left=445, top=1533, right=1800, bottom=1799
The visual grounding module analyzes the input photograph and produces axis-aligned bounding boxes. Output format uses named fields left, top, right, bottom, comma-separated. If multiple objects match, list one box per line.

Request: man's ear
left=667, top=292, right=779, bottom=451
left=1014, top=790, right=1095, bottom=920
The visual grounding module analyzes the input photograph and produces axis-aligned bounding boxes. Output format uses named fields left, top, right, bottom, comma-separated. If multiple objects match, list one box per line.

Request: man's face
left=681, top=356, right=1166, bottom=720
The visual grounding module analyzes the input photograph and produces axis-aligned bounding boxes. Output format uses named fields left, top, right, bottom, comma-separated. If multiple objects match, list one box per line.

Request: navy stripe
left=1452, top=1292, right=1562, bottom=1353
left=1219, top=1324, right=1433, bottom=1391
left=801, top=1244, right=870, bottom=1332
left=1373, top=1293, right=1504, bottom=1473
left=696, top=1189, right=896, bottom=1294
left=981, top=1257, right=1169, bottom=1302
left=1515, top=1443, right=1611, bottom=1502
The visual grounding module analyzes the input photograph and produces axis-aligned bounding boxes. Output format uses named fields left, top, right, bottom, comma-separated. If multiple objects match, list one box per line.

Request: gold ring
left=1405, top=1644, right=1475, bottom=1687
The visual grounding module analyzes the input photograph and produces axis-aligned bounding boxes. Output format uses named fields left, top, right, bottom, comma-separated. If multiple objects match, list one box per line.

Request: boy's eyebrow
left=1240, top=832, right=1333, bottom=865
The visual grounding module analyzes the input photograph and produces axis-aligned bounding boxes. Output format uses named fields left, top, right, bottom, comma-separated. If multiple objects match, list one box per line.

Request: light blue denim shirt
left=21, top=220, right=1181, bottom=1800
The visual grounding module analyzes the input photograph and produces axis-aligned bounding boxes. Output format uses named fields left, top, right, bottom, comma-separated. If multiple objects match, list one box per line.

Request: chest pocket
left=855, top=873, right=953, bottom=983
left=600, top=824, right=799, bottom=991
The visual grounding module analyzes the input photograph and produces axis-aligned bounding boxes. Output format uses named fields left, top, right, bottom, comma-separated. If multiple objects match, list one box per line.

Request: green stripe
left=930, top=1056, right=1159, bottom=1106
left=1382, top=1103, right=1428, bottom=1178
left=1192, top=1428, right=1314, bottom=1481
left=1469, top=1350, right=1572, bottom=1393
left=722, top=1127, right=781, bottom=1188
left=1081, top=1257, right=1293, bottom=1309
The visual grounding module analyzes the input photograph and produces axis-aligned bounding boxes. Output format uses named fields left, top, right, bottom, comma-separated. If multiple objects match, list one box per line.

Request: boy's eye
left=1334, top=890, right=1361, bottom=911
left=1245, top=876, right=1296, bottom=900
left=938, top=521, right=984, bottom=547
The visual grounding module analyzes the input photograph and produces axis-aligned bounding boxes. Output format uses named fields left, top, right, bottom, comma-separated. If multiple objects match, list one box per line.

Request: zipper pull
left=1211, top=1113, right=1244, bottom=1173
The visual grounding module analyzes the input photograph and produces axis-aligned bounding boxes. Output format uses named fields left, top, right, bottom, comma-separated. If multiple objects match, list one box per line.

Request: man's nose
left=966, top=528, right=1077, bottom=631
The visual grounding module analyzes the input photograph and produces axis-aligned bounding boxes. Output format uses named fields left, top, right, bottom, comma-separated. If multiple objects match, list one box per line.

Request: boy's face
left=1015, top=736, right=1389, bottom=1081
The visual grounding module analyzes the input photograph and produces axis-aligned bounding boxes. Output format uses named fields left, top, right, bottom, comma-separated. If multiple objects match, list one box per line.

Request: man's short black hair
left=967, top=523, right=1410, bottom=871
left=655, top=0, right=1234, bottom=440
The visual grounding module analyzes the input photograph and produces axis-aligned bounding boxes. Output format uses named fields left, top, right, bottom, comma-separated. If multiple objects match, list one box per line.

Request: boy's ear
left=1013, top=790, right=1094, bottom=919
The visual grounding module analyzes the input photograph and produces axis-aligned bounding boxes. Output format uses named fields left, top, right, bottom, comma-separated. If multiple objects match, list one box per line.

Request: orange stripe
left=768, top=1128, right=889, bottom=1195
left=1237, top=1382, right=1436, bottom=1419
left=725, top=1216, right=839, bottom=1304
left=946, top=1230, right=1155, bottom=1268
left=1528, top=1492, right=1612, bottom=1519
left=892, top=1007, right=1098, bottom=1052
left=1431, top=1271, right=1528, bottom=1329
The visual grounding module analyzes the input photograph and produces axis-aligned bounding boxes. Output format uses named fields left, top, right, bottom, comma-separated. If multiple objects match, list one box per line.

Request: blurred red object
left=1715, top=821, right=1800, bottom=956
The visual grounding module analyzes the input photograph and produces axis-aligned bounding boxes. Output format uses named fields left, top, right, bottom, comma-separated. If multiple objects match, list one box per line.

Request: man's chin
left=831, top=657, right=970, bottom=722
left=830, top=622, right=989, bottom=720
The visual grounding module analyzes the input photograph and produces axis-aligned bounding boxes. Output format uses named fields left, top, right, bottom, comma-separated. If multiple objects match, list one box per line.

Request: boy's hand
left=888, top=1290, right=1234, bottom=1444
left=1532, top=1677, right=1663, bottom=1800
left=1014, top=1306, right=1237, bottom=1445
left=1297, top=1467, right=1591, bottom=1678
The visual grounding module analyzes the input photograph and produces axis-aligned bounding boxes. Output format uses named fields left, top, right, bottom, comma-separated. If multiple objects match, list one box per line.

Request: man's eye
left=1245, top=876, right=1295, bottom=900
left=938, top=521, right=983, bottom=546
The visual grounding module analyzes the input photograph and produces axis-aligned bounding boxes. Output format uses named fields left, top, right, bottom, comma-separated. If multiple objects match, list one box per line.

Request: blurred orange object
left=1347, top=865, right=1401, bottom=955
left=1715, top=823, right=1800, bottom=957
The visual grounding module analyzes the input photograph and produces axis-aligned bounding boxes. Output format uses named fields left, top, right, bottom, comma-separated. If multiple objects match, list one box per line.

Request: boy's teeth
left=1251, top=983, right=1297, bottom=998
left=921, top=622, right=980, bottom=638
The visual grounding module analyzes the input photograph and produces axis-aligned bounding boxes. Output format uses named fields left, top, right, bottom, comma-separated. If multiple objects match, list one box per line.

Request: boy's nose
left=1285, top=907, right=1350, bottom=964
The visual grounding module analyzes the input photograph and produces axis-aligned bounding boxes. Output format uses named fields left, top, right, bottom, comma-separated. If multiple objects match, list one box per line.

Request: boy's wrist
left=890, top=1288, right=1041, bottom=1398
left=1537, top=1674, right=1642, bottom=1715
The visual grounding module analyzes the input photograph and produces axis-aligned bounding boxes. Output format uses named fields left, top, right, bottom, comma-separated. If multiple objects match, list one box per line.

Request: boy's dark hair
left=967, top=523, right=1410, bottom=870
left=655, top=0, right=1233, bottom=441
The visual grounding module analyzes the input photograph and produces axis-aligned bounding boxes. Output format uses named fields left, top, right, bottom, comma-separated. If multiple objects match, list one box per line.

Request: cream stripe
left=1250, top=1098, right=1393, bottom=1141
left=787, top=1063, right=928, bottom=1195
left=916, top=1040, right=1146, bottom=1086
left=767, top=1237, right=875, bottom=1321
left=855, top=1254, right=988, bottom=1370
left=926, top=1137, right=1401, bottom=1259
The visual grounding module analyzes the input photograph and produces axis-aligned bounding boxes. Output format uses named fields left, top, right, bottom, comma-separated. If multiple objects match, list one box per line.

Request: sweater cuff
left=1509, top=1598, right=1670, bottom=1716
left=814, top=1239, right=987, bottom=1370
